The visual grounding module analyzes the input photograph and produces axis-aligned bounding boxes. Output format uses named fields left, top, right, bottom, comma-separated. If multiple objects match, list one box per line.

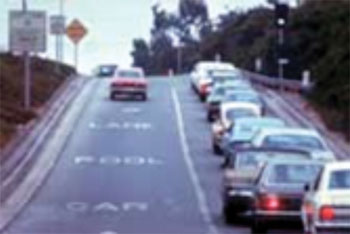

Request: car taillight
left=319, top=206, right=334, bottom=221
left=258, top=194, right=280, bottom=210
left=200, top=83, right=210, bottom=94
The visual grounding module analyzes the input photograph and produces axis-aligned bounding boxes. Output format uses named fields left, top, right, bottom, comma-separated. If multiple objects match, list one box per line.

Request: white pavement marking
left=171, top=87, right=218, bottom=234
left=66, top=202, right=148, bottom=213
left=73, top=156, right=163, bottom=167
left=94, top=202, right=119, bottom=212
left=121, top=107, right=141, bottom=113
left=100, top=231, right=118, bottom=234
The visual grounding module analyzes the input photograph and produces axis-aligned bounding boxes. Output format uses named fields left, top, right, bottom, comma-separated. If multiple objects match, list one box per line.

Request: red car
left=110, top=67, right=148, bottom=101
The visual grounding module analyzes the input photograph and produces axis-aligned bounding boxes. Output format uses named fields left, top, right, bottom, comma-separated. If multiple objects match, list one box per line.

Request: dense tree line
left=131, top=0, right=349, bottom=139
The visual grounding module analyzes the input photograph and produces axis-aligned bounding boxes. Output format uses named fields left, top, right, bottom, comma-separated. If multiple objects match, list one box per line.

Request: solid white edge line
left=171, top=87, right=218, bottom=234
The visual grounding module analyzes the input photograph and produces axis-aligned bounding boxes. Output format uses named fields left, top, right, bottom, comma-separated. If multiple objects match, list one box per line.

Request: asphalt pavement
left=5, top=76, right=302, bottom=234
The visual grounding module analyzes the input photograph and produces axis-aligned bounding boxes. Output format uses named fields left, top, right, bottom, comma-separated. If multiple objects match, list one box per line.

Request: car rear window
left=118, top=70, right=142, bottom=78
left=268, top=164, right=322, bottom=184
left=329, top=170, right=350, bottom=189
left=226, top=108, right=257, bottom=120
left=235, top=152, right=308, bottom=170
left=262, top=134, right=325, bottom=150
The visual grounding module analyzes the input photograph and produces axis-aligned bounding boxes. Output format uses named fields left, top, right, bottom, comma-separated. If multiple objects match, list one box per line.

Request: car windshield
left=235, top=151, right=309, bottom=169
left=118, top=70, right=142, bottom=78
left=226, top=108, right=257, bottom=120
left=267, top=163, right=322, bottom=184
left=262, top=134, right=325, bottom=150
left=329, top=170, right=350, bottom=189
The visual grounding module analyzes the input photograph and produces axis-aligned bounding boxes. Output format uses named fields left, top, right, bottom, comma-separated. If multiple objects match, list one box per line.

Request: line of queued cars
left=190, top=61, right=350, bottom=234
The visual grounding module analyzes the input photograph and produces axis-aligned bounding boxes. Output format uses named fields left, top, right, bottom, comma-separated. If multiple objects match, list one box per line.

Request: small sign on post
left=66, top=19, right=87, bottom=44
left=50, top=15, right=66, bottom=35
left=9, top=11, right=46, bottom=52
left=66, top=19, right=88, bottom=72
left=9, top=10, right=47, bottom=110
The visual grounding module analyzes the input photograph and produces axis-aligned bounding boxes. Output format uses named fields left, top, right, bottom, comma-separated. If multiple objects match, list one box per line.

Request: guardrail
left=0, top=76, right=88, bottom=203
left=240, top=69, right=312, bottom=94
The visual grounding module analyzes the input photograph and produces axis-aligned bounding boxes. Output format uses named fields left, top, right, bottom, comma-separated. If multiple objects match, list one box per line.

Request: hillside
left=0, top=53, right=76, bottom=149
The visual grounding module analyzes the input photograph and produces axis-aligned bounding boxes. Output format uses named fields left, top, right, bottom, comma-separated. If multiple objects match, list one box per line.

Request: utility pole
left=59, top=0, right=64, bottom=62
left=177, top=44, right=182, bottom=74
left=22, top=0, right=31, bottom=110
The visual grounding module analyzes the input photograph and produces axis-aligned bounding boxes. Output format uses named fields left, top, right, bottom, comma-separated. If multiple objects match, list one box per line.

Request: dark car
left=96, top=64, right=117, bottom=78
left=221, top=117, right=286, bottom=168
left=222, top=147, right=312, bottom=224
left=250, top=159, right=323, bottom=233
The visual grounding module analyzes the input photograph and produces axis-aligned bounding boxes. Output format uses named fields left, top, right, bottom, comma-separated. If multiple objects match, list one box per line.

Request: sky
left=0, top=0, right=295, bottom=73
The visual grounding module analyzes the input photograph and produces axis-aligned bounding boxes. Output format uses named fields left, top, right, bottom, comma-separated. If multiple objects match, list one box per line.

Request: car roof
left=256, top=127, right=321, bottom=137
left=265, top=158, right=324, bottom=167
left=235, top=117, right=285, bottom=127
left=221, top=102, right=261, bottom=112
left=118, top=67, right=143, bottom=73
left=197, top=61, right=235, bottom=70
left=234, top=146, right=313, bottom=156
left=323, top=160, right=350, bottom=171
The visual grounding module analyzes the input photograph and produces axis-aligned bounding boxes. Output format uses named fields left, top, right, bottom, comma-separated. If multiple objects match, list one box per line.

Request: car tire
left=110, top=93, right=115, bottom=100
left=251, top=219, right=268, bottom=234
left=141, top=93, right=147, bottom=101
left=223, top=205, right=237, bottom=224
left=207, top=113, right=214, bottom=122
left=213, top=143, right=222, bottom=155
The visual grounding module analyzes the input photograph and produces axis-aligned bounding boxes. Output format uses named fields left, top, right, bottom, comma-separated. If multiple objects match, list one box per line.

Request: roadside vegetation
left=131, top=0, right=350, bottom=140
left=0, top=53, right=76, bottom=149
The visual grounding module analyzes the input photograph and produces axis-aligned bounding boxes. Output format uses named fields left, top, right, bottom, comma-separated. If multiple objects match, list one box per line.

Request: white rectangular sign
left=9, top=11, right=46, bottom=52
left=50, top=15, right=65, bottom=35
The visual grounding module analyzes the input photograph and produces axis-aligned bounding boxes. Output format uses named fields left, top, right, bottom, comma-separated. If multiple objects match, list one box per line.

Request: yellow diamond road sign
left=66, top=19, right=87, bottom=44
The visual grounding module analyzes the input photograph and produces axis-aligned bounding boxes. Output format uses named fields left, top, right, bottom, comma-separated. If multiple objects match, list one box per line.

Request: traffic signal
left=275, top=3, right=289, bottom=28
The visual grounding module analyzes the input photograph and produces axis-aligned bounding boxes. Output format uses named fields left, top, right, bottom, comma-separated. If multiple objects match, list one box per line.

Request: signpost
left=66, top=19, right=88, bottom=72
left=9, top=9, right=46, bottom=110
left=50, top=15, right=65, bottom=72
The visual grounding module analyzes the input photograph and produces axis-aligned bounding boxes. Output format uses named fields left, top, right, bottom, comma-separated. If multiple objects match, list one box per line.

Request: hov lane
left=6, top=78, right=212, bottom=234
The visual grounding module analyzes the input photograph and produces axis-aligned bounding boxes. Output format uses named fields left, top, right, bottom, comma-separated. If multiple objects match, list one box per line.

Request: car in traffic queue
left=95, top=64, right=118, bottom=78
left=222, top=147, right=313, bottom=224
left=110, top=67, right=148, bottom=101
left=212, top=102, right=262, bottom=154
left=302, top=161, right=350, bottom=234
left=223, top=89, right=265, bottom=115
left=250, top=159, right=324, bottom=234
left=190, top=61, right=237, bottom=101
left=250, top=127, right=335, bottom=161
left=206, top=80, right=253, bottom=122
left=220, top=117, right=286, bottom=167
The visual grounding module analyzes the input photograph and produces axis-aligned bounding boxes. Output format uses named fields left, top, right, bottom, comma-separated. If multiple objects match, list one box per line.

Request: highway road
left=6, top=76, right=305, bottom=234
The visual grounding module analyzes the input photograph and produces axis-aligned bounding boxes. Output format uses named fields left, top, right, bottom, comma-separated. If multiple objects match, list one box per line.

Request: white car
left=302, top=161, right=350, bottom=234
left=190, top=61, right=237, bottom=101
left=250, top=127, right=335, bottom=161
left=212, top=102, right=262, bottom=154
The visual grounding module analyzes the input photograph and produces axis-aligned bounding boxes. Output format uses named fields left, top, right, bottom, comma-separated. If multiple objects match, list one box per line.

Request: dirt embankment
left=0, top=53, right=76, bottom=149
